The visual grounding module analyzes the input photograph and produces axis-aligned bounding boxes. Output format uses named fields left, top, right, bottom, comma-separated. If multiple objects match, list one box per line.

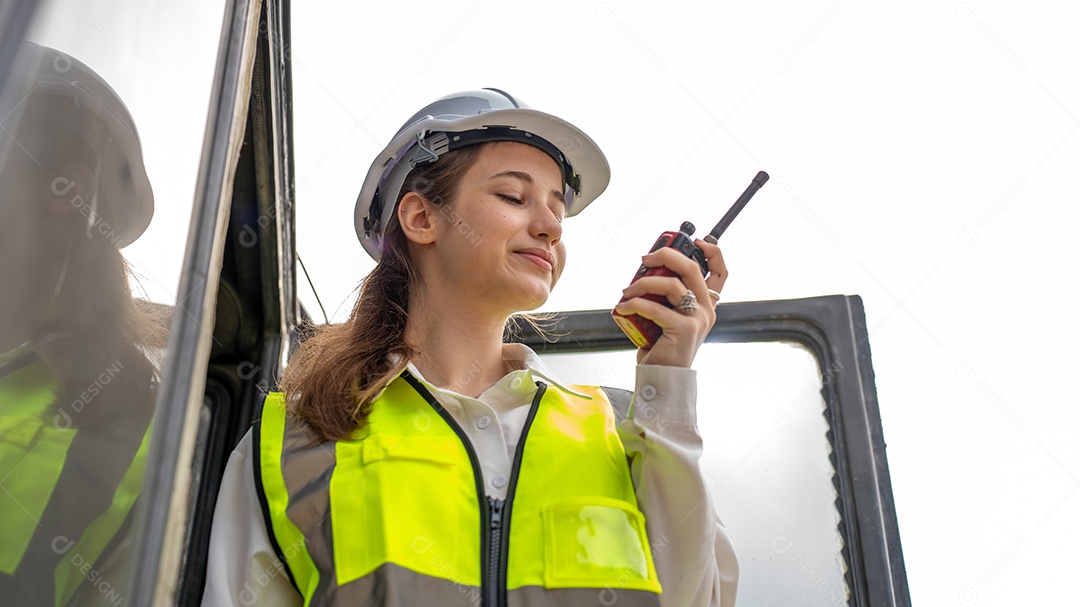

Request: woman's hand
left=614, top=239, right=728, bottom=368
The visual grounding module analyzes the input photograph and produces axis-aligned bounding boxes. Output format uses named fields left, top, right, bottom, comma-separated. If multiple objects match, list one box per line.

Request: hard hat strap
left=365, top=127, right=582, bottom=242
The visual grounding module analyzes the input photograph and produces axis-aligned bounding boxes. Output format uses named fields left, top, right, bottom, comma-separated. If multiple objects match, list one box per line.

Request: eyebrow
left=489, top=170, right=565, bottom=204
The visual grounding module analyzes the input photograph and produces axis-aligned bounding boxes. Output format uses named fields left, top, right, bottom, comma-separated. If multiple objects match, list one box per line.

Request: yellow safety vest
left=255, top=371, right=662, bottom=606
left=0, top=353, right=150, bottom=607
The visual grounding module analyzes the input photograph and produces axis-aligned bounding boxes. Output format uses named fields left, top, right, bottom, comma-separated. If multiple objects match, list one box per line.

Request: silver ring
left=677, top=290, right=697, bottom=315
left=707, top=289, right=721, bottom=306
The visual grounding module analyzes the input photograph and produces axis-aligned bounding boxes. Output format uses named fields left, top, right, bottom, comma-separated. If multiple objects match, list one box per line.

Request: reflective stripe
left=508, top=586, right=661, bottom=607
left=599, top=386, right=632, bottom=427
left=318, top=561, right=482, bottom=606
left=264, top=562, right=661, bottom=607
left=256, top=392, right=322, bottom=604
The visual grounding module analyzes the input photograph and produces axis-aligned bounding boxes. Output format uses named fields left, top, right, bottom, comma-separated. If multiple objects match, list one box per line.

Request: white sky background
left=291, top=1, right=1079, bottom=605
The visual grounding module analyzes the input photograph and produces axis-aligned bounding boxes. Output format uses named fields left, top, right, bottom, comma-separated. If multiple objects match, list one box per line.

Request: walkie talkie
left=612, top=171, right=769, bottom=349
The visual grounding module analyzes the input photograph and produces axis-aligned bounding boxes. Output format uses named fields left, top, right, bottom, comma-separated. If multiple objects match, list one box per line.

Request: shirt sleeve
left=201, top=431, right=302, bottom=607
left=617, top=364, right=739, bottom=607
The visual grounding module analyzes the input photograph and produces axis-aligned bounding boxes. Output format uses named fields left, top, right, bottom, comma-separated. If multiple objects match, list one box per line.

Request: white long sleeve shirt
left=201, top=344, right=738, bottom=606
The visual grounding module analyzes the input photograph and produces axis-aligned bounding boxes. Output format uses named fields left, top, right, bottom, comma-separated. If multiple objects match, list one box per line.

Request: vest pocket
left=331, top=435, right=463, bottom=585
left=540, top=497, right=660, bottom=592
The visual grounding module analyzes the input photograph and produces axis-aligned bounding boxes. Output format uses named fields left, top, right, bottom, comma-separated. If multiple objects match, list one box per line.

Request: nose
left=531, top=204, right=563, bottom=245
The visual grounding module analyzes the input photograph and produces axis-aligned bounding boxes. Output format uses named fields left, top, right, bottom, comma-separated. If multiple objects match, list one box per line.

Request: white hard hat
left=6, top=42, right=153, bottom=248
left=354, top=88, right=610, bottom=260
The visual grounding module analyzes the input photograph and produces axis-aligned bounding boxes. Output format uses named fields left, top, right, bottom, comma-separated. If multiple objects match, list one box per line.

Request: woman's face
left=425, top=141, right=567, bottom=316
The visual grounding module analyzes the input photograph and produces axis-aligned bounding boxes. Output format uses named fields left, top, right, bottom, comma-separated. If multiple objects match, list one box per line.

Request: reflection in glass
left=0, top=0, right=225, bottom=603
left=0, top=42, right=165, bottom=605
left=541, top=341, right=849, bottom=606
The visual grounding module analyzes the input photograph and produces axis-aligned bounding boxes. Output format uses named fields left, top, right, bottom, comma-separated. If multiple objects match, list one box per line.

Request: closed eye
left=551, top=203, right=565, bottom=223
left=497, top=194, right=524, bottom=205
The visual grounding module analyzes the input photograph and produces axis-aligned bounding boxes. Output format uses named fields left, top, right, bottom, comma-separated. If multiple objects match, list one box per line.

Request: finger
left=622, top=275, right=696, bottom=308
left=619, top=284, right=714, bottom=328
left=641, top=247, right=708, bottom=287
left=641, top=247, right=710, bottom=307
left=615, top=293, right=697, bottom=332
left=695, top=239, right=728, bottom=294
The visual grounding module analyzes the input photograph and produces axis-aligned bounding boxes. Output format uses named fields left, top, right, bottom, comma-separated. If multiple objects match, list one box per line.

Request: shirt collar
left=500, top=343, right=591, bottom=399
left=401, top=343, right=591, bottom=400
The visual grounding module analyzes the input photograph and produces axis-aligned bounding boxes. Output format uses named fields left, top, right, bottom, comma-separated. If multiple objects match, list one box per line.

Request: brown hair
left=282, top=144, right=488, bottom=442
left=32, top=232, right=165, bottom=430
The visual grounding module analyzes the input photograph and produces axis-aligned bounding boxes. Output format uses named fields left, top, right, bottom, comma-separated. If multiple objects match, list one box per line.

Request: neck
left=404, top=289, right=511, bottom=397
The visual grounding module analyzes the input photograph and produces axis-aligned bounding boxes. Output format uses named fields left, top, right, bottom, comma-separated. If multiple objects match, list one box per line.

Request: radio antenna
left=704, top=171, right=769, bottom=244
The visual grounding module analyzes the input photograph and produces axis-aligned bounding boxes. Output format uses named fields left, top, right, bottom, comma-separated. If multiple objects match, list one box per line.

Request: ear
left=397, top=191, right=439, bottom=246
left=42, top=162, right=96, bottom=216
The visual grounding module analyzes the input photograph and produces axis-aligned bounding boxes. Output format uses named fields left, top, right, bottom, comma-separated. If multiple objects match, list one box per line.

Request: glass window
left=0, top=1, right=225, bottom=604
left=541, top=341, right=848, bottom=606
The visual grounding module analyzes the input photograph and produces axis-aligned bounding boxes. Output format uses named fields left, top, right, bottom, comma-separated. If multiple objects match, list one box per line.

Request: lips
left=515, top=248, right=554, bottom=272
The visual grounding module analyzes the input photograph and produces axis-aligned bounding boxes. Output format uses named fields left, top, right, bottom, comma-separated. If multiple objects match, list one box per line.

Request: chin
left=519, top=293, right=549, bottom=312
left=514, top=284, right=551, bottom=312
left=499, top=269, right=555, bottom=312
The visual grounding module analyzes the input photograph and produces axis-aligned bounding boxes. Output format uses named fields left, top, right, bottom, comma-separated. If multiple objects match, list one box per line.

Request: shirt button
left=640, top=384, right=657, bottom=401
left=476, top=416, right=491, bottom=430
left=509, top=377, right=524, bottom=391
left=491, top=475, right=508, bottom=488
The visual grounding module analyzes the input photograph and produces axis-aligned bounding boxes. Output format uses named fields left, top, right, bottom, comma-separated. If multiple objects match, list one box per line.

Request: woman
left=0, top=42, right=161, bottom=606
left=202, top=89, right=738, bottom=606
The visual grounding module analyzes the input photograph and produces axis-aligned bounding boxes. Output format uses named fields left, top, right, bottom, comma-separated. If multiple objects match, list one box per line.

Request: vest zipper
left=491, top=381, right=547, bottom=607
left=486, top=497, right=505, bottom=607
